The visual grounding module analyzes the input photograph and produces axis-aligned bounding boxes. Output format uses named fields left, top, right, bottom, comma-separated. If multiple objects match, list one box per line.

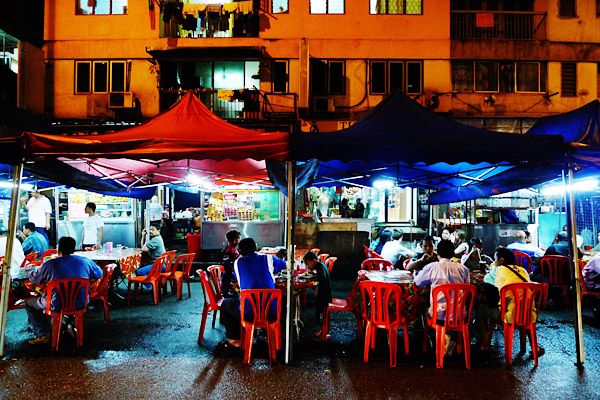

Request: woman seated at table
left=303, top=251, right=332, bottom=340
left=451, top=229, right=469, bottom=258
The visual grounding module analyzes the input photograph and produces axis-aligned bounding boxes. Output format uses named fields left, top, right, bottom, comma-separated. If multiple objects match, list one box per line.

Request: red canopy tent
left=23, top=92, right=290, bottom=189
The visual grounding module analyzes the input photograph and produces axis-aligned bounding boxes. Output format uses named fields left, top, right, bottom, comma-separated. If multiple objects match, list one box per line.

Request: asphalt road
left=1, top=278, right=599, bottom=400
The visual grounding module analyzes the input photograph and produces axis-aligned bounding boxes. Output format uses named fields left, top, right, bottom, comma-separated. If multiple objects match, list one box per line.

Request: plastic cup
left=105, top=242, right=113, bottom=252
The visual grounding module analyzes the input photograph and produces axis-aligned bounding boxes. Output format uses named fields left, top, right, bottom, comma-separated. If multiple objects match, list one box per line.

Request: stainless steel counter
left=201, top=220, right=284, bottom=250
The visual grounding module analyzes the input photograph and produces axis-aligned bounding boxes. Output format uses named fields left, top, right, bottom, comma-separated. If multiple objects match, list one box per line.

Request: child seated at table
left=303, top=251, right=332, bottom=339
left=220, top=229, right=241, bottom=299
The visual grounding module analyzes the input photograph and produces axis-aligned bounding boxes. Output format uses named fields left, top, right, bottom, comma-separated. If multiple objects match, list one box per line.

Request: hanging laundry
left=163, top=1, right=183, bottom=24
left=236, top=1, right=253, bottom=15
left=217, top=90, right=234, bottom=101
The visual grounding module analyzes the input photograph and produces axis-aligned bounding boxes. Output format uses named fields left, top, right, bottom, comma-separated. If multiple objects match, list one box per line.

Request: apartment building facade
left=19, top=0, right=600, bottom=132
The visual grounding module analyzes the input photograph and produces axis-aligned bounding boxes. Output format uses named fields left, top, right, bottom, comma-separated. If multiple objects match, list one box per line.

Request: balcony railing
left=160, top=2, right=259, bottom=38
left=451, top=11, right=546, bottom=40
left=159, top=89, right=297, bottom=122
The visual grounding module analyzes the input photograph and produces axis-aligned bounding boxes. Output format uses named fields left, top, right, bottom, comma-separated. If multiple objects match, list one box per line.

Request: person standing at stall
left=23, top=190, right=52, bottom=242
left=81, top=202, right=104, bottom=250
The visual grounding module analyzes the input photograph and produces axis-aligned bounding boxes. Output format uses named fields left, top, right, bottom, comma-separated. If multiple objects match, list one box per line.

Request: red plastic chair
left=89, top=264, right=117, bottom=322
left=161, top=253, right=195, bottom=300
left=513, top=250, right=534, bottom=273
left=20, top=252, right=39, bottom=268
left=361, top=258, right=394, bottom=272
left=540, top=255, right=571, bottom=309
left=318, top=253, right=329, bottom=263
left=310, top=248, right=320, bottom=255
left=197, top=269, right=222, bottom=346
left=44, top=278, right=90, bottom=351
left=207, top=265, right=225, bottom=301
left=127, top=254, right=168, bottom=305
left=240, top=289, right=282, bottom=365
left=40, top=249, right=57, bottom=260
left=363, top=245, right=383, bottom=259
left=325, top=257, right=337, bottom=274
left=499, top=282, right=544, bottom=367
left=360, top=281, right=409, bottom=367
left=578, top=260, right=600, bottom=299
left=162, top=250, right=177, bottom=274
left=402, top=259, right=410, bottom=270
left=422, top=283, right=476, bottom=369
left=321, top=276, right=363, bottom=341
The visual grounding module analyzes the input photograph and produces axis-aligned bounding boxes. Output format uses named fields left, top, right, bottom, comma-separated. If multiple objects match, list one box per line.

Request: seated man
left=220, top=229, right=241, bottom=299
left=219, top=238, right=287, bottom=349
left=25, top=236, right=103, bottom=345
left=507, top=230, right=544, bottom=258
left=406, top=235, right=437, bottom=273
left=380, top=229, right=415, bottom=268
left=582, top=253, right=600, bottom=291
left=461, top=238, right=494, bottom=271
left=17, top=222, right=49, bottom=259
left=476, top=248, right=544, bottom=355
left=414, top=239, right=469, bottom=356
left=135, top=223, right=166, bottom=279
left=303, top=251, right=332, bottom=339
left=0, top=225, right=25, bottom=271
left=545, top=231, right=582, bottom=258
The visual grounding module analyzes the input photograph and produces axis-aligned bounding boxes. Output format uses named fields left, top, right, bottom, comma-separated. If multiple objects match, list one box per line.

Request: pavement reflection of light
left=84, top=351, right=133, bottom=371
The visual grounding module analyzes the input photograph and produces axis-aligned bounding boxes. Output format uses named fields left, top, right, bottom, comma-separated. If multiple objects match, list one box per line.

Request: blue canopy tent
left=285, top=91, right=566, bottom=203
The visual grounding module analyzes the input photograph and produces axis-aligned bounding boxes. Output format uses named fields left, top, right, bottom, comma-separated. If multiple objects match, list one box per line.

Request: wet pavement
left=1, top=277, right=600, bottom=400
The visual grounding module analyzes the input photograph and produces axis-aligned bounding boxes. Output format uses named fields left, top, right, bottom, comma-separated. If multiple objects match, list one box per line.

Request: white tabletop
left=74, top=248, right=140, bottom=262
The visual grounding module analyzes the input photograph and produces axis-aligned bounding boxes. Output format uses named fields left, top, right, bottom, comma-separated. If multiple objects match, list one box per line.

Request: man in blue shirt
left=17, top=222, right=49, bottom=260
left=219, top=238, right=286, bottom=349
left=25, top=236, right=103, bottom=345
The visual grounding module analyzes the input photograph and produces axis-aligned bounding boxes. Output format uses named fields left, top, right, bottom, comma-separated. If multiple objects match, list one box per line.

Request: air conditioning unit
left=313, top=97, right=335, bottom=113
left=108, top=92, right=135, bottom=108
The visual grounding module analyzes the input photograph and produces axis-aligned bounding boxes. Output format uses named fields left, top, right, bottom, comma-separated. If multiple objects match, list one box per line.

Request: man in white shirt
left=0, top=225, right=25, bottom=272
left=81, top=202, right=104, bottom=250
left=24, top=190, right=52, bottom=242
left=507, top=230, right=545, bottom=258
left=148, top=195, right=164, bottom=224
left=380, top=229, right=415, bottom=268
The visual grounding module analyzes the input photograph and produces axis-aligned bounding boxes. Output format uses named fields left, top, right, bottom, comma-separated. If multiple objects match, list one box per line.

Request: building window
left=273, top=0, right=289, bottom=13
left=597, top=0, right=600, bottom=17
left=272, top=60, right=289, bottom=93
left=370, top=0, right=422, bottom=15
left=75, top=60, right=127, bottom=94
left=370, top=60, right=421, bottom=94
left=310, top=60, right=345, bottom=94
left=559, top=0, right=576, bottom=18
left=310, top=0, right=344, bottom=14
left=76, top=0, right=128, bottom=15
left=452, top=61, right=546, bottom=93
left=561, top=62, right=577, bottom=97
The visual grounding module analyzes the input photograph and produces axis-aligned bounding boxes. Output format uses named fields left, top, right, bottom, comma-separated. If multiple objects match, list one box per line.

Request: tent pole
left=0, top=163, right=23, bottom=357
left=284, top=160, right=295, bottom=364
left=566, top=164, right=584, bottom=366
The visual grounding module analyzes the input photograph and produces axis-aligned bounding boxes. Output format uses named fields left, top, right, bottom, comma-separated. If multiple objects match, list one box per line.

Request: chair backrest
left=198, top=269, right=220, bottom=307
left=20, top=252, right=39, bottom=268
left=45, top=278, right=90, bottom=314
left=162, top=250, right=177, bottom=273
left=500, top=282, right=543, bottom=327
left=325, top=257, right=337, bottom=274
left=540, top=255, right=570, bottom=285
left=361, top=258, right=394, bottom=271
left=92, top=264, right=117, bottom=297
left=359, top=280, right=404, bottom=327
left=318, top=253, right=329, bottom=262
left=173, top=253, right=195, bottom=276
left=41, top=249, right=57, bottom=260
left=207, top=265, right=224, bottom=298
left=148, top=255, right=169, bottom=279
left=513, top=250, right=533, bottom=273
left=240, top=289, right=282, bottom=325
left=310, top=248, right=321, bottom=255
left=347, top=276, right=362, bottom=309
left=430, top=283, right=476, bottom=330
left=364, top=246, right=383, bottom=260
